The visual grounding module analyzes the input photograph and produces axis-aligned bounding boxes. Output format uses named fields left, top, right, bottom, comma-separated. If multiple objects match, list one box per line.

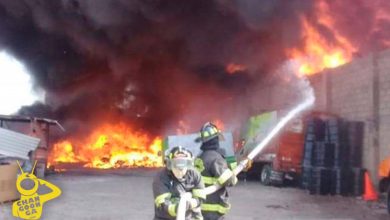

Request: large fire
left=49, top=119, right=225, bottom=169
left=45, top=1, right=389, bottom=170
left=48, top=123, right=163, bottom=169
left=288, top=0, right=357, bottom=76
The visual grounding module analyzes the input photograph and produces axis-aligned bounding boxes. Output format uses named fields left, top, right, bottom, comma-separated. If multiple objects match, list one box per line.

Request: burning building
left=0, top=0, right=388, bottom=170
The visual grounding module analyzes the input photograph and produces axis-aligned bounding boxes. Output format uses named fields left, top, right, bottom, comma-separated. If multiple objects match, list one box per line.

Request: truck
left=236, top=111, right=305, bottom=185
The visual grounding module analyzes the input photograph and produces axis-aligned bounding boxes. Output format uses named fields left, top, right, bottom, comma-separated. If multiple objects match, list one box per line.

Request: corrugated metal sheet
left=0, top=127, right=40, bottom=160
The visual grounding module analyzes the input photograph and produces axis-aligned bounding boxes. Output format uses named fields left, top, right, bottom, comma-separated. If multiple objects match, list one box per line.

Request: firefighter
left=379, top=157, right=390, bottom=214
left=387, top=188, right=390, bottom=214
left=153, top=146, right=205, bottom=220
left=194, top=122, right=238, bottom=220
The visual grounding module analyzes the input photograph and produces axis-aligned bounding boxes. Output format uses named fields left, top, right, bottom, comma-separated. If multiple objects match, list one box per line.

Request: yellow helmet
left=195, top=122, right=223, bottom=143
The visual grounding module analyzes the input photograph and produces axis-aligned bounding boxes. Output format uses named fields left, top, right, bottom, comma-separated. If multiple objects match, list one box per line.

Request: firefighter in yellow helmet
left=153, top=146, right=205, bottom=220
left=194, top=122, right=238, bottom=220
left=378, top=157, right=390, bottom=214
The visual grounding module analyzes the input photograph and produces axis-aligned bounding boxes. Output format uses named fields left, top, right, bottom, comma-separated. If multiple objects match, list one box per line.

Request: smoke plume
left=0, top=0, right=388, bottom=138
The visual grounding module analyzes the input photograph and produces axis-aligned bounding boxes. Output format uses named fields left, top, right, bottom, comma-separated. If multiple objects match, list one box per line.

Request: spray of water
left=248, top=60, right=315, bottom=159
left=177, top=94, right=315, bottom=220
left=177, top=63, right=316, bottom=220
left=203, top=61, right=315, bottom=190
left=248, top=94, right=314, bottom=160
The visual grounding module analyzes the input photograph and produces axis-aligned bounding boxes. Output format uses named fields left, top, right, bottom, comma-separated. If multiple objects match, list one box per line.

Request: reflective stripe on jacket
left=195, top=149, right=237, bottom=215
left=153, top=168, right=205, bottom=220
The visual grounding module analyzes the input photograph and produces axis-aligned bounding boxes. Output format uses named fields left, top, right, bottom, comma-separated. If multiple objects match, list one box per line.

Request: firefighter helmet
left=166, top=146, right=194, bottom=171
left=195, top=122, right=224, bottom=143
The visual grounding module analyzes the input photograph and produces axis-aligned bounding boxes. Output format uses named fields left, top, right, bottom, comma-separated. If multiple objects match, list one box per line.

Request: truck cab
left=236, top=111, right=305, bottom=185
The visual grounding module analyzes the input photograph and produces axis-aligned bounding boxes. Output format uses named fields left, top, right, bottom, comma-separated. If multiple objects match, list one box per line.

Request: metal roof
left=0, top=127, right=40, bottom=160
left=0, top=114, right=66, bottom=131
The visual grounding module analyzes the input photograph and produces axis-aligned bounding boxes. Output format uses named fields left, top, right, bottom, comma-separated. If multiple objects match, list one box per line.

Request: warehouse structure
left=311, top=49, right=390, bottom=183
left=247, top=49, right=390, bottom=184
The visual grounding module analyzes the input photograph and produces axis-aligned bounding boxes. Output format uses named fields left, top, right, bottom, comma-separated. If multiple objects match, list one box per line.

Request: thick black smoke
left=0, top=0, right=388, bottom=137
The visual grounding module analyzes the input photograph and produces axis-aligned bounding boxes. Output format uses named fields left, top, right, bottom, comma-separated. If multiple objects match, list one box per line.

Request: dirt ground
left=0, top=169, right=388, bottom=220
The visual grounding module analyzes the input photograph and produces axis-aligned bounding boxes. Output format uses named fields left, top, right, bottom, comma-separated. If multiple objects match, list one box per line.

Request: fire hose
left=176, top=192, right=192, bottom=219
left=176, top=96, right=314, bottom=220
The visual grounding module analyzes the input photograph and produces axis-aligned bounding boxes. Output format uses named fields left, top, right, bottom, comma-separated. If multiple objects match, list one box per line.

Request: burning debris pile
left=0, top=0, right=388, bottom=169
left=47, top=123, right=162, bottom=169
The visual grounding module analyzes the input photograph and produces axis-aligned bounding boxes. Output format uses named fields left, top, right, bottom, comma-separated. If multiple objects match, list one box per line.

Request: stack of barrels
left=301, top=116, right=365, bottom=196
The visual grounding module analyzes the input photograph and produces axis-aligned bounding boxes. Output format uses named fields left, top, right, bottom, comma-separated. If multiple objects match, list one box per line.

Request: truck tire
left=260, top=164, right=272, bottom=185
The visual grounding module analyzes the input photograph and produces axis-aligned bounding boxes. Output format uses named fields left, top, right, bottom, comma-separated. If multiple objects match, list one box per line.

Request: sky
left=0, top=51, right=44, bottom=115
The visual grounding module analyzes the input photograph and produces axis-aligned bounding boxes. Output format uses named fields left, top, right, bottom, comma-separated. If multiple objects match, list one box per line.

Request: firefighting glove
left=246, top=159, right=253, bottom=170
left=242, top=158, right=253, bottom=171
left=186, top=198, right=200, bottom=210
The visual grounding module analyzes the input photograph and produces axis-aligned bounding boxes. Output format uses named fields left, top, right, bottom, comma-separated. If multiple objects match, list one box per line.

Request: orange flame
left=226, top=63, right=247, bottom=74
left=374, top=7, right=390, bottom=47
left=48, top=123, right=163, bottom=169
left=175, top=119, right=225, bottom=135
left=288, top=1, right=357, bottom=76
left=212, top=119, right=224, bottom=130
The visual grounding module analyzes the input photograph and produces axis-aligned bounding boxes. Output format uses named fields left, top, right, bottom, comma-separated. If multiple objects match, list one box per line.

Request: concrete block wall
left=249, top=49, right=390, bottom=182
left=248, top=78, right=305, bottom=114
left=378, top=50, right=390, bottom=162
left=311, top=49, right=390, bottom=181
left=309, top=73, right=327, bottom=111
left=328, top=55, right=375, bottom=178
left=328, top=54, right=374, bottom=120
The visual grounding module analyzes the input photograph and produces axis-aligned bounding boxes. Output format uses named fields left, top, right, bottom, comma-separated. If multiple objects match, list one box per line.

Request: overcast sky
left=0, top=51, right=43, bottom=114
